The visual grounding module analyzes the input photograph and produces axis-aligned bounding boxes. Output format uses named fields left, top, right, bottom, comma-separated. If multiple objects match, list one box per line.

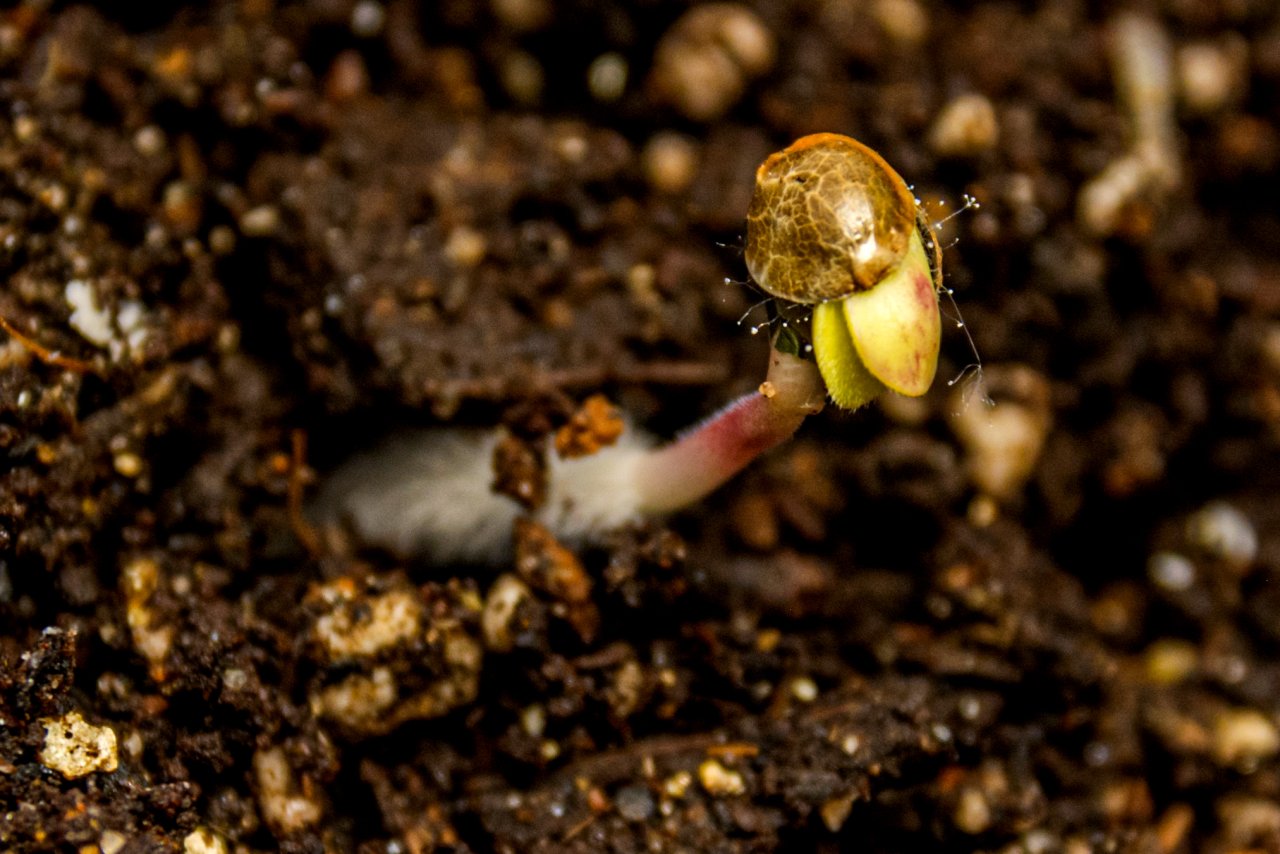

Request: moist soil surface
left=2, top=1, right=1280, bottom=851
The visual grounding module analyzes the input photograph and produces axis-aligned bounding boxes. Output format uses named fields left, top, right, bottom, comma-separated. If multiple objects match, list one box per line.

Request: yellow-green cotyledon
left=745, top=133, right=943, bottom=410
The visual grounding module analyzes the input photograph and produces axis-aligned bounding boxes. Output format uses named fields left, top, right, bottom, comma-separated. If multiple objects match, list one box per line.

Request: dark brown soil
left=2, top=1, right=1279, bottom=851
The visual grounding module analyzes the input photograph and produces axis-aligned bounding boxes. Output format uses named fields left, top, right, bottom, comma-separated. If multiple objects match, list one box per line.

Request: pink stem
left=633, top=346, right=826, bottom=514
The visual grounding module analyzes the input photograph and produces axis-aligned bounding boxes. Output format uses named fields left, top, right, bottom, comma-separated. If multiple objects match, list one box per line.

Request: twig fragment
left=0, top=314, right=97, bottom=374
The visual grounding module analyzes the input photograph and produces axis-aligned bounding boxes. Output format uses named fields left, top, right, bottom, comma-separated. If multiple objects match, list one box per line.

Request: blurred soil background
left=2, top=0, right=1280, bottom=851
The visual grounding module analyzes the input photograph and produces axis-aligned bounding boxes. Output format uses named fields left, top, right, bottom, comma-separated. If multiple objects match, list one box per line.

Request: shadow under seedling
left=313, top=133, right=947, bottom=564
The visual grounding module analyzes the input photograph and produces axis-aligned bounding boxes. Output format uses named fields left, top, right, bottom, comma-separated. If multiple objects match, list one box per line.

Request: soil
left=2, top=1, right=1280, bottom=851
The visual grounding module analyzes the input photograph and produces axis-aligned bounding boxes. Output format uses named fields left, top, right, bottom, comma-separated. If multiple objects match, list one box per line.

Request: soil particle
left=554, top=393, right=625, bottom=460
left=304, top=572, right=484, bottom=737
left=514, top=518, right=599, bottom=643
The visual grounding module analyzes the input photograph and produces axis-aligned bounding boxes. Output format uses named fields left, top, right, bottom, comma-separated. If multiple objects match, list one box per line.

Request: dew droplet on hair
left=931, top=194, right=981, bottom=232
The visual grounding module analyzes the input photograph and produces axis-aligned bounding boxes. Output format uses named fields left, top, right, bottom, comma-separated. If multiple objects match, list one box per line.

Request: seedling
left=317, top=133, right=946, bottom=562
